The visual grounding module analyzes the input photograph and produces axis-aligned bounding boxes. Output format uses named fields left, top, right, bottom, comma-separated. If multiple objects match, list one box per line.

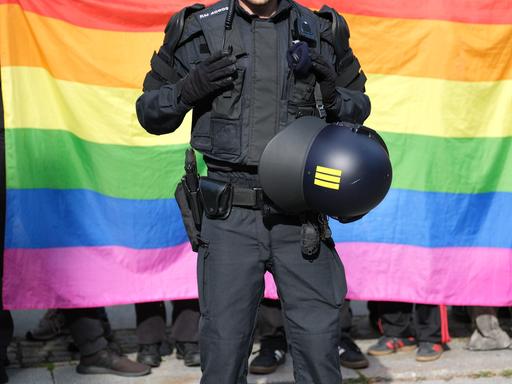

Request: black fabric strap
left=335, top=58, right=361, bottom=88
left=232, top=186, right=263, bottom=208
left=143, top=71, right=166, bottom=91
left=345, top=70, right=367, bottom=92
left=150, top=51, right=180, bottom=83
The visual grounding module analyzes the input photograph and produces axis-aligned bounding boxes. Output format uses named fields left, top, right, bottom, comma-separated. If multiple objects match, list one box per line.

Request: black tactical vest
left=188, top=0, right=323, bottom=166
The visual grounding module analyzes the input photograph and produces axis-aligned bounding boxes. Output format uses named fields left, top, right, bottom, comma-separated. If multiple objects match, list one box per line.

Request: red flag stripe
left=1, top=0, right=511, bottom=32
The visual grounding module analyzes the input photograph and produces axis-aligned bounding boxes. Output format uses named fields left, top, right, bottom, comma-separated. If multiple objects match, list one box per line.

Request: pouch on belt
left=199, top=177, right=234, bottom=219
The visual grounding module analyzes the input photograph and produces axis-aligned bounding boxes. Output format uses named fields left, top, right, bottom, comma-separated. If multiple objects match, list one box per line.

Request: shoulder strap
left=164, top=4, right=206, bottom=64
left=314, top=5, right=349, bottom=67
left=142, top=4, right=205, bottom=91
left=315, top=5, right=366, bottom=91
left=314, top=84, right=327, bottom=119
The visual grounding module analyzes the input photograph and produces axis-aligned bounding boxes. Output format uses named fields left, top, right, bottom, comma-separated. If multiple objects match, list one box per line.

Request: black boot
left=137, top=343, right=162, bottom=367
left=76, top=348, right=151, bottom=377
left=339, top=335, right=369, bottom=369
left=176, top=342, right=201, bottom=367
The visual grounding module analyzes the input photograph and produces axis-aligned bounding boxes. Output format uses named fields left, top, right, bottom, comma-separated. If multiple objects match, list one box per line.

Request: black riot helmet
left=259, top=116, right=392, bottom=222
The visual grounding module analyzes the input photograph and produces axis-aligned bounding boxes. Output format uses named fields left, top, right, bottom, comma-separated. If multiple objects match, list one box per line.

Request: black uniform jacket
left=136, top=0, right=371, bottom=167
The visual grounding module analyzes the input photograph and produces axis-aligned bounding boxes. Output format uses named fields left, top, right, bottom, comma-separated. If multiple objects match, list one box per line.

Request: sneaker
left=367, top=336, right=416, bottom=356
left=176, top=342, right=201, bottom=367
left=338, top=336, right=369, bottom=369
left=137, top=343, right=162, bottom=367
left=249, top=346, right=286, bottom=374
left=416, top=342, right=445, bottom=362
left=26, top=309, right=69, bottom=341
left=76, top=348, right=151, bottom=377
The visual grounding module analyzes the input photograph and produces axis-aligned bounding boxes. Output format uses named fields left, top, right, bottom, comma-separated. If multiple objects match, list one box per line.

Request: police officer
left=136, top=0, right=370, bottom=381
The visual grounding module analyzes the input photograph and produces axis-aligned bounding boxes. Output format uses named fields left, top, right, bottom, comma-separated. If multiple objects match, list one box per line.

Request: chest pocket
left=210, top=59, right=246, bottom=157
left=211, top=64, right=246, bottom=120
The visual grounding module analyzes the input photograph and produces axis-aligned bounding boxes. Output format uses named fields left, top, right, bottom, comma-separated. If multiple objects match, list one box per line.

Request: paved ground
left=5, top=311, right=512, bottom=383
left=5, top=338, right=512, bottom=383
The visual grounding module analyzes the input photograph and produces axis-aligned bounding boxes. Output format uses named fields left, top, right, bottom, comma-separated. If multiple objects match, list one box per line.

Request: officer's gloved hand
left=310, top=51, right=337, bottom=109
left=287, top=41, right=312, bottom=78
left=181, top=50, right=237, bottom=106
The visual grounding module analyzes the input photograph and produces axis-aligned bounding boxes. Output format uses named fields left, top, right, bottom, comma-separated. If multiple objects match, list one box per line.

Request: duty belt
left=232, top=186, right=265, bottom=209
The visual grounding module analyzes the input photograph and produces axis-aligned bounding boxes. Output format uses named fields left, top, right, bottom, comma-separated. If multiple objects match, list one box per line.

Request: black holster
left=175, top=180, right=203, bottom=252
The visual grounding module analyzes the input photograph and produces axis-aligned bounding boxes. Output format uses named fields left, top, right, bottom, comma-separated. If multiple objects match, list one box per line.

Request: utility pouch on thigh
left=301, top=220, right=320, bottom=260
left=199, top=177, right=233, bottom=219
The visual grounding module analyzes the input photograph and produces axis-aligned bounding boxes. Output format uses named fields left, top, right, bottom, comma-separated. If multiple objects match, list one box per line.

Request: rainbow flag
left=1, top=0, right=511, bottom=309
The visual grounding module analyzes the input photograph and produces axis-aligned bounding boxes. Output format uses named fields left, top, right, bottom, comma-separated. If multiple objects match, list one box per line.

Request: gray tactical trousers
left=197, top=207, right=346, bottom=384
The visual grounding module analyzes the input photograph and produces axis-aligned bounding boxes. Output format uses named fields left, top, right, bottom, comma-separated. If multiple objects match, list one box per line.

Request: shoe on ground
left=368, top=336, right=416, bottom=356
left=137, top=343, right=162, bottom=367
left=26, top=309, right=69, bottom=341
left=249, top=346, right=286, bottom=374
left=159, top=339, right=174, bottom=356
left=416, top=342, right=445, bottom=362
left=338, top=336, right=369, bottom=369
left=0, top=358, right=8, bottom=384
left=176, top=342, right=201, bottom=367
left=76, top=348, right=151, bottom=377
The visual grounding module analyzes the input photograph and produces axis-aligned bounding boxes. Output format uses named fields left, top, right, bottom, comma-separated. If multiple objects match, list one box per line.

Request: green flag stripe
left=6, top=129, right=512, bottom=198
left=6, top=129, right=206, bottom=199
left=382, top=132, right=512, bottom=193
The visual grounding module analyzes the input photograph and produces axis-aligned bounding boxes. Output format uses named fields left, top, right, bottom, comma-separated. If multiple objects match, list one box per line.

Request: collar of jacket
left=235, top=0, right=293, bottom=23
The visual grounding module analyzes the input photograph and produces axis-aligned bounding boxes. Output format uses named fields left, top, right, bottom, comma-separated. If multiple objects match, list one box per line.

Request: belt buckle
left=316, top=104, right=326, bottom=119
left=253, top=187, right=264, bottom=208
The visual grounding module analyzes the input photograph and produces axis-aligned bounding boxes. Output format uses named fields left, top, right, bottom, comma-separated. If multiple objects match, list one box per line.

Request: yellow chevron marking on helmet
left=314, top=173, right=341, bottom=183
left=314, top=179, right=340, bottom=190
left=314, top=166, right=342, bottom=190
left=315, top=165, right=342, bottom=176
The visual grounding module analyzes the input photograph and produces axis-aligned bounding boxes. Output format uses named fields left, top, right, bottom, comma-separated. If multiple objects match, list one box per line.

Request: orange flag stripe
left=1, top=4, right=511, bottom=88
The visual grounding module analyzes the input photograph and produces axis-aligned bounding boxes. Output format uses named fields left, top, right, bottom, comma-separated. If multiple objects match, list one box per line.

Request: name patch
left=199, top=7, right=229, bottom=19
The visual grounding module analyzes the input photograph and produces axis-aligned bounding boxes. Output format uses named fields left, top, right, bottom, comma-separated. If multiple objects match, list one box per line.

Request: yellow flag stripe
left=366, top=74, right=512, bottom=138
left=314, top=172, right=341, bottom=183
left=4, top=66, right=512, bottom=141
left=315, top=166, right=342, bottom=176
left=2, top=66, right=512, bottom=141
left=2, top=66, right=191, bottom=146
left=314, top=179, right=340, bottom=190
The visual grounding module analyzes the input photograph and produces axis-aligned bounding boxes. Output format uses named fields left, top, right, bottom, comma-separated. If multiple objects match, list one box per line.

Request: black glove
left=181, top=50, right=237, bottom=106
left=287, top=41, right=312, bottom=78
left=311, top=51, right=337, bottom=108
